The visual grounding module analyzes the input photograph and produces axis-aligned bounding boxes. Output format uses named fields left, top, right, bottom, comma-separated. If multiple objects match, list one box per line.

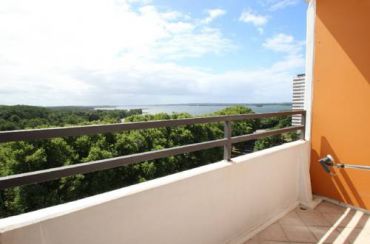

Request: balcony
left=0, top=110, right=313, bottom=243
left=2, top=0, right=370, bottom=242
left=0, top=110, right=369, bottom=244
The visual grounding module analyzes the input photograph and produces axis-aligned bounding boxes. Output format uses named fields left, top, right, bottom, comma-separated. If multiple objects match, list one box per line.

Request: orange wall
left=310, top=0, right=370, bottom=209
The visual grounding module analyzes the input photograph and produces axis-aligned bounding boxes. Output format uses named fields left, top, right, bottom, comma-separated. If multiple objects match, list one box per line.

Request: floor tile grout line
left=293, top=206, right=321, bottom=242
left=276, top=220, right=290, bottom=242
left=277, top=209, right=319, bottom=243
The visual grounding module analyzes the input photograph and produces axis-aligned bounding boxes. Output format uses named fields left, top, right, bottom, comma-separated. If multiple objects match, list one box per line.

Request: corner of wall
left=299, top=0, right=316, bottom=207
left=304, top=0, right=316, bottom=142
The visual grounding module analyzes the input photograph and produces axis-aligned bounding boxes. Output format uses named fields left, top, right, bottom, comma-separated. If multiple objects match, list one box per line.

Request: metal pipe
left=335, top=164, right=370, bottom=171
left=318, top=154, right=370, bottom=174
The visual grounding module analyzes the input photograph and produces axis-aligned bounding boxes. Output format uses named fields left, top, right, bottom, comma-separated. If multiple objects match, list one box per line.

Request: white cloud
left=0, top=1, right=304, bottom=106
left=239, top=9, right=268, bottom=33
left=261, top=33, right=305, bottom=84
left=239, top=10, right=268, bottom=27
left=262, top=0, right=300, bottom=11
left=202, top=8, right=226, bottom=24
left=0, top=54, right=304, bottom=106
left=263, top=33, right=304, bottom=55
left=0, top=0, right=232, bottom=68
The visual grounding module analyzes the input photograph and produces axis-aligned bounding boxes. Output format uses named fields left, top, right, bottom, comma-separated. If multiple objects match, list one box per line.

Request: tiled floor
left=244, top=201, right=370, bottom=244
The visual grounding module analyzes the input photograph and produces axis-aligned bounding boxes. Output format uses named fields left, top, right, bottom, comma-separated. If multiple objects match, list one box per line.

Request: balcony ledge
left=0, top=140, right=313, bottom=244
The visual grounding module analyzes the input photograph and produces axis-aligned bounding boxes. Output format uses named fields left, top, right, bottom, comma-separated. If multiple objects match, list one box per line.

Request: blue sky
left=0, top=0, right=307, bottom=105
left=155, top=0, right=307, bottom=72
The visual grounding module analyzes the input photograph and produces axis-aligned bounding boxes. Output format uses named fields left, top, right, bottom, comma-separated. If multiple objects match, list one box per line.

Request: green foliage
left=0, top=105, right=142, bottom=129
left=0, top=105, right=298, bottom=217
left=253, top=115, right=296, bottom=151
left=254, top=135, right=285, bottom=151
left=213, top=105, right=257, bottom=155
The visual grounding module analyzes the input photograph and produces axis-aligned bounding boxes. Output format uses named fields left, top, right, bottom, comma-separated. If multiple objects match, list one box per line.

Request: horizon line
left=1, top=102, right=293, bottom=107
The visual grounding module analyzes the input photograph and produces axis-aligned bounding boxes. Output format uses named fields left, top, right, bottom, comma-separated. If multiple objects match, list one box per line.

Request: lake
left=99, top=104, right=293, bottom=115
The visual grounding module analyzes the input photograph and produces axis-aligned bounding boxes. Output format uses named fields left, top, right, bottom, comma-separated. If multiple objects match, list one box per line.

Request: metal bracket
left=318, top=154, right=370, bottom=176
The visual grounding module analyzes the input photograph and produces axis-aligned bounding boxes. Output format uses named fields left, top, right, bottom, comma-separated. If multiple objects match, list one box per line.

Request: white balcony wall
left=0, top=141, right=311, bottom=244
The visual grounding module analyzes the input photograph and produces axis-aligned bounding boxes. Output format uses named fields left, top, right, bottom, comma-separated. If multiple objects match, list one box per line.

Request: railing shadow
left=313, top=202, right=369, bottom=243
left=345, top=213, right=370, bottom=243
left=319, top=136, right=366, bottom=209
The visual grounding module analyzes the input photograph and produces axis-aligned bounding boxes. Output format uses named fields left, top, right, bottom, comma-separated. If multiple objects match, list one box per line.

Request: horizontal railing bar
left=231, top=125, right=304, bottom=144
left=0, top=110, right=305, bottom=143
left=0, top=139, right=227, bottom=189
left=0, top=110, right=306, bottom=189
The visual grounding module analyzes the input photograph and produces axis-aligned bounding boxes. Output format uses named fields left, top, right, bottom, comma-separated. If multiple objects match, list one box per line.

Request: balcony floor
left=244, top=201, right=370, bottom=244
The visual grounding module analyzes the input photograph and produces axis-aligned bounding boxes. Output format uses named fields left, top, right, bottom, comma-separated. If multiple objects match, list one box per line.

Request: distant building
left=292, top=74, right=305, bottom=126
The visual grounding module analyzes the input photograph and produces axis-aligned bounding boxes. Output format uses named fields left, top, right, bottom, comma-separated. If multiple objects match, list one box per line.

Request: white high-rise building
left=292, top=74, right=305, bottom=126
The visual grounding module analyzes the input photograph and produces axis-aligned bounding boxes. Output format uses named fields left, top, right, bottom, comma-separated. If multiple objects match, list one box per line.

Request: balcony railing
left=0, top=110, right=306, bottom=190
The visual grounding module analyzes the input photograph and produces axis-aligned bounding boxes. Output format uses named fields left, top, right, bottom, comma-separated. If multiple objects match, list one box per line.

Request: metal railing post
left=224, top=121, right=232, bottom=161
left=300, top=111, right=306, bottom=140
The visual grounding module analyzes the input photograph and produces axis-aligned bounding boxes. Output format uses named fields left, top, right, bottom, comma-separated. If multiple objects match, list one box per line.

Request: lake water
left=101, top=104, right=292, bottom=115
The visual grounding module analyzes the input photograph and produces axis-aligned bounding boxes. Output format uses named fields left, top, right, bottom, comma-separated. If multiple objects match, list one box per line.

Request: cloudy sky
left=0, top=0, right=307, bottom=106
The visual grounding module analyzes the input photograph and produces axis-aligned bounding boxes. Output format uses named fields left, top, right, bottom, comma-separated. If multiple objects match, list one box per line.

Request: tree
left=213, top=106, right=257, bottom=155
left=253, top=115, right=298, bottom=151
left=0, top=105, right=297, bottom=217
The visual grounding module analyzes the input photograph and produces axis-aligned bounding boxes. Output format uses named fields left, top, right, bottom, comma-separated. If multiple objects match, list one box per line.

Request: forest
left=0, top=105, right=296, bottom=217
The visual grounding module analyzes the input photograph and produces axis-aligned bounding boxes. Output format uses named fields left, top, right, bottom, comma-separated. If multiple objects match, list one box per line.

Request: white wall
left=0, top=141, right=310, bottom=244
left=304, top=0, right=316, bottom=141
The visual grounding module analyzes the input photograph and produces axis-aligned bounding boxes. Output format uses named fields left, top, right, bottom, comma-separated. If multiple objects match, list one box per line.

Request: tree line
left=0, top=105, right=296, bottom=217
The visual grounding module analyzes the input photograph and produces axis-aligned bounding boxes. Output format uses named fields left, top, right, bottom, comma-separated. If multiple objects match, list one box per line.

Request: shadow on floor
left=244, top=200, right=370, bottom=243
